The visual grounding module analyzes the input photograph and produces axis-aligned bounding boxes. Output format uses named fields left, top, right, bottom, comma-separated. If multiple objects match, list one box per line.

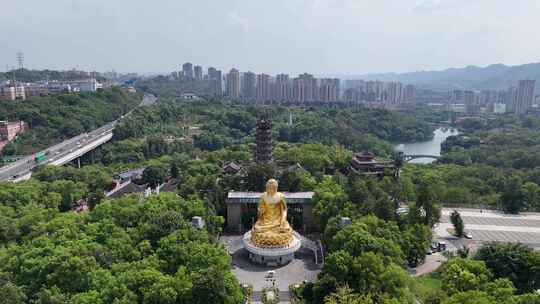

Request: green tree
left=440, top=258, right=492, bottom=295
left=442, top=291, right=496, bottom=304
left=414, top=181, right=441, bottom=227
left=402, top=224, right=432, bottom=266
left=501, top=176, right=525, bottom=214
left=171, top=162, right=179, bottom=179
left=450, top=210, right=465, bottom=237
left=142, top=164, right=168, bottom=188
left=330, top=220, right=404, bottom=266
left=475, top=243, right=540, bottom=293
left=190, top=266, right=243, bottom=304
left=521, top=182, right=540, bottom=211
left=324, top=286, right=374, bottom=304
left=313, top=177, right=350, bottom=232
left=0, top=282, right=26, bottom=304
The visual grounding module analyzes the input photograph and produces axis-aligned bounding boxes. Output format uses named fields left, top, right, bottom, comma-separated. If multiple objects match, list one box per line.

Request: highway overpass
left=0, top=94, right=156, bottom=182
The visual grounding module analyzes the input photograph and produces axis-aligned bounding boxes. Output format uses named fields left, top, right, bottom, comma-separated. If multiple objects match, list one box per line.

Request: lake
left=395, top=127, right=459, bottom=164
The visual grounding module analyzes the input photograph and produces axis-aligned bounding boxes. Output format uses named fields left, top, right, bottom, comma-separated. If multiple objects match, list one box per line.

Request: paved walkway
left=252, top=291, right=290, bottom=303
left=231, top=247, right=320, bottom=291
left=220, top=234, right=321, bottom=303
left=413, top=252, right=445, bottom=276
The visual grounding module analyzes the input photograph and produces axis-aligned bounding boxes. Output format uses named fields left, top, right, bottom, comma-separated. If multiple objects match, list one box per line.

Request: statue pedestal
left=242, top=231, right=301, bottom=266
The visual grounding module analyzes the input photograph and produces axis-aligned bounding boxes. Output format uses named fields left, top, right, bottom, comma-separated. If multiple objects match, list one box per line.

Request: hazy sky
left=2, top=0, right=539, bottom=75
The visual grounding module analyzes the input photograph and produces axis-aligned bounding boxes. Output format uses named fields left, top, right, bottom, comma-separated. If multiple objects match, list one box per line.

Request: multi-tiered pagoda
left=255, top=118, right=272, bottom=163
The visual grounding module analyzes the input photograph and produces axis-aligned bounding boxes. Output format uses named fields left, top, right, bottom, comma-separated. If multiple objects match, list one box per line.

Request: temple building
left=349, top=152, right=387, bottom=176
left=255, top=118, right=273, bottom=163
left=226, top=191, right=316, bottom=233
left=222, top=162, right=242, bottom=175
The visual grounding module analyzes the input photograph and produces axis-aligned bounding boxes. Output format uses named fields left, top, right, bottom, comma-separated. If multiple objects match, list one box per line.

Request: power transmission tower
left=16, top=52, right=24, bottom=70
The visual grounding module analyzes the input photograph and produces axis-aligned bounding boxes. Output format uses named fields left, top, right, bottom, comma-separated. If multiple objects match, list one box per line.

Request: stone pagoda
left=255, top=118, right=273, bottom=163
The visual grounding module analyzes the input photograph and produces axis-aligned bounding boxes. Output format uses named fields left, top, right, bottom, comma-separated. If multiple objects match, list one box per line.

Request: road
left=0, top=94, right=156, bottom=182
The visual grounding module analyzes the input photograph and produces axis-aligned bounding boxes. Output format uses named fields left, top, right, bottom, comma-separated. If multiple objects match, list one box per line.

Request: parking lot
left=437, top=208, right=540, bottom=250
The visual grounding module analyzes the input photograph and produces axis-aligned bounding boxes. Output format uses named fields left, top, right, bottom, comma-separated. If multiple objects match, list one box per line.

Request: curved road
left=0, top=94, right=156, bottom=182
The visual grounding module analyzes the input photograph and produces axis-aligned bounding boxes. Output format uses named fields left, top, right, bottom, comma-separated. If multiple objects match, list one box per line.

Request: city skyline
left=167, top=61, right=537, bottom=115
left=1, top=0, right=540, bottom=74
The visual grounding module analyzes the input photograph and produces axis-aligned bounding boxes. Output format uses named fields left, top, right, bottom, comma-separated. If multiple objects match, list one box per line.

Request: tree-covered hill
left=440, top=116, right=540, bottom=169
left=352, top=62, right=540, bottom=93
left=0, top=69, right=106, bottom=83
left=0, top=87, right=142, bottom=156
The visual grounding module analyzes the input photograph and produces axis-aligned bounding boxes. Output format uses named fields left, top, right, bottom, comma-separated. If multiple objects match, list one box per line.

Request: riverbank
left=395, top=128, right=459, bottom=164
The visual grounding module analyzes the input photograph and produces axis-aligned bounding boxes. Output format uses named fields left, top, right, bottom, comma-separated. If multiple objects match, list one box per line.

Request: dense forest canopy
left=0, top=189, right=241, bottom=303
left=0, top=69, right=106, bottom=83
left=441, top=116, right=540, bottom=169
left=114, top=97, right=434, bottom=150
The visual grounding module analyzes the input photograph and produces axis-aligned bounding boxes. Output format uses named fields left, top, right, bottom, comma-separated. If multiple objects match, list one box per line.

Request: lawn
left=412, top=272, right=444, bottom=303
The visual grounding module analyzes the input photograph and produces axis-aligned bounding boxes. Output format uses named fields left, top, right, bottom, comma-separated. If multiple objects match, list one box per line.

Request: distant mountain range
left=345, top=62, right=540, bottom=93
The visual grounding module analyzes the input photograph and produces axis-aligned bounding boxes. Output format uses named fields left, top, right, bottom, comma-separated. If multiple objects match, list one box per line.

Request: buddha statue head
left=266, top=178, right=278, bottom=195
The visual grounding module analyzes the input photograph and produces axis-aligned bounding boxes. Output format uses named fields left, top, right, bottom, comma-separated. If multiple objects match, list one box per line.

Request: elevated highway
left=0, top=94, right=156, bottom=182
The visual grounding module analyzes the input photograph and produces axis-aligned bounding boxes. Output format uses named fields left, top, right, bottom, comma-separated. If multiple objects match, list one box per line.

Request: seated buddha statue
left=250, top=179, right=294, bottom=247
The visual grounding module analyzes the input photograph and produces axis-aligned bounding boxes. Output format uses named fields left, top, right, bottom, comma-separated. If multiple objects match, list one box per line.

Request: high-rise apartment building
left=463, top=91, right=480, bottom=114
left=506, top=86, right=518, bottom=113
left=451, top=90, right=464, bottom=103
left=496, top=90, right=507, bottom=104
left=293, top=78, right=306, bottom=103
left=182, top=62, right=194, bottom=79
left=343, top=88, right=360, bottom=103
left=295, top=73, right=317, bottom=103
left=403, top=84, right=416, bottom=102
left=516, top=80, right=536, bottom=114
left=194, top=65, right=203, bottom=81
left=256, top=74, right=270, bottom=102
left=275, top=74, right=290, bottom=102
left=479, top=90, right=500, bottom=104
left=386, top=82, right=403, bottom=104
left=226, top=68, right=241, bottom=99
left=242, top=72, right=256, bottom=100
left=464, top=90, right=475, bottom=105
left=208, top=67, right=222, bottom=96
left=365, top=81, right=384, bottom=101
left=319, top=78, right=340, bottom=102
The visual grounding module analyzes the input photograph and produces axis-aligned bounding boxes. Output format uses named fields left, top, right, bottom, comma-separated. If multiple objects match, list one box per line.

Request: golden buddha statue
left=250, top=179, right=294, bottom=247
